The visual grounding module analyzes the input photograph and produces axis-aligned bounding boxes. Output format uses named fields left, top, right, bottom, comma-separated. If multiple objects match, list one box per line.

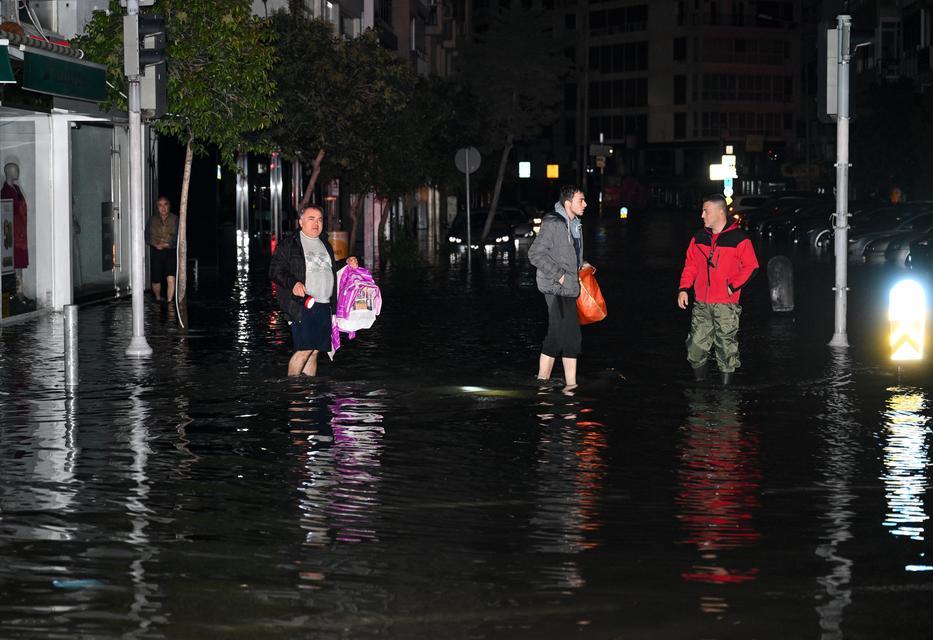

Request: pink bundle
left=329, top=266, right=383, bottom=359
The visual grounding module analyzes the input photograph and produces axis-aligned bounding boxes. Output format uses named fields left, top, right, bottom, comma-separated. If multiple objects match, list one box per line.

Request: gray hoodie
left=528, top=200, right=583, bottom=298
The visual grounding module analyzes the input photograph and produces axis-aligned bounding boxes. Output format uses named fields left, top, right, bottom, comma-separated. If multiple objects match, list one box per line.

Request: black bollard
left=767, top=255, right=794, bottom=312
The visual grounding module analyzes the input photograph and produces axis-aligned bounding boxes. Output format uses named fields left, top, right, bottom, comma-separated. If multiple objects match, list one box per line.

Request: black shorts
left=541, top=294, right=581, bottom=358
left=289, top=302, right=333, bottom=352
left=150, top=247, right=176, bottom=283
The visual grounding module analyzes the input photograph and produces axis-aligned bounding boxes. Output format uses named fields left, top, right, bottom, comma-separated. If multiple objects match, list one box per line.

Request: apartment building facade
left=552, top=0, right=805, bottom=199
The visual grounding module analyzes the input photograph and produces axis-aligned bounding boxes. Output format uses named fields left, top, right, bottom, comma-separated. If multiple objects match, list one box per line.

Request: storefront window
left=71, top=123, right=116, bottom=300
left=0, top=111, right=49, bottom=318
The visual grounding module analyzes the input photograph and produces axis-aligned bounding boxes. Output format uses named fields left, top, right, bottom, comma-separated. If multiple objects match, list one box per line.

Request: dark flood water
left=1, top=211, right=932, bottom=638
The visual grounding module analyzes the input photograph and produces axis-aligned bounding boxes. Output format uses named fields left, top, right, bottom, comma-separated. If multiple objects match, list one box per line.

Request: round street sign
left=455, top=147, right=481, bottom=174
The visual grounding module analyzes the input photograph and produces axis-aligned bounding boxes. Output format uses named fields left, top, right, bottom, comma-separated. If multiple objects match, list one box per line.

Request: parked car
left=739, top=192, right=827, bottom=234
left=447, top=210, right=513, bottom=251
left=806, top=203, right=933, bottom=253
left=906, top=230, right=933, bottom=271
left=729, top=194, right=770, bottom=216
left=759, top=201, right=834, bottom=244
left=848, top=209, right=933, bottom=263
left=498, top=206, right=536, bottom=239
left=883, top=225, right=933, bottom=268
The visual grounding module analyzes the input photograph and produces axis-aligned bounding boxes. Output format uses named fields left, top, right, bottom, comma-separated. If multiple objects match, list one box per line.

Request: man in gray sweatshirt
left=528, top=185, right=589, bottom=391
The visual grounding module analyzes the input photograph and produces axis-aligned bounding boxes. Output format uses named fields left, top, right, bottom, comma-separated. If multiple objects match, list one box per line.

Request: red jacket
left=679, top=222, right=759, bottom=304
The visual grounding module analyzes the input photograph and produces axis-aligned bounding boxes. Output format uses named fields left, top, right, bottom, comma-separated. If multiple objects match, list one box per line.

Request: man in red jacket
left=677, top=194, right=759, bottom=385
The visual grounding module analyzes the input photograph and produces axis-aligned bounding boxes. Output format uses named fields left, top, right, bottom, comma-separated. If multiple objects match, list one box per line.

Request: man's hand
left=677, top=291, right=689, bottom=309
left=292, top=282, right=307, bottom=297
left=347, top=256, right=359, bottom=268
left=559, top=274, right=566, bottom=285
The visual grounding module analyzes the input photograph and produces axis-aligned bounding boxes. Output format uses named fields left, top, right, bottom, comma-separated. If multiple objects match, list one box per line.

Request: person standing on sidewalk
left=270, top=205, right=358, bottom=377
left=145, top=196, right=178, bottom=304
left=529, top=185, right=590, bottom=392
left=677, top=194, right=759, bottom=385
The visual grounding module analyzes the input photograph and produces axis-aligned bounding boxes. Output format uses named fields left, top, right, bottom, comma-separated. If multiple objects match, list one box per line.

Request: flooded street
left=1, top=211, right=932, bottom=638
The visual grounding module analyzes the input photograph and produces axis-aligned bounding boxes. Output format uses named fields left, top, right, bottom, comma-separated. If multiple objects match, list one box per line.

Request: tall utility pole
left=124, top=0, right=152, bottom=357
left=577, top=3, right=589, bottom=186
left=829, top=14, right=851, bottom=348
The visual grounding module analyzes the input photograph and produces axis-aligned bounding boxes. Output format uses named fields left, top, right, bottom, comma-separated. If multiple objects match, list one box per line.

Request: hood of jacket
left=554, top=200, right=582, bottom=239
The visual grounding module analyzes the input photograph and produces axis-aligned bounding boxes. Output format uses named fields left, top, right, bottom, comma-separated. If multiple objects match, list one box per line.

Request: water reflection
left=882, top=387, right=932, bottom=571
left=531, top=398, right=608, bottom=591
left=235, top=260, right=251, bottom=354
left=293, top=385, right=385, bottom=551
left=677, top=389, right=760, bottom=597
left=0, top=373, right=77, bottom=542
left=814, top=349, right=857, bottom=639
left=124, top=367, right=159, bottom=635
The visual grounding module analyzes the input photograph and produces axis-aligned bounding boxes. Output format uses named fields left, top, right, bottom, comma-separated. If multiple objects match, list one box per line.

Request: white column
left=48, top=114, right=72, bottom=310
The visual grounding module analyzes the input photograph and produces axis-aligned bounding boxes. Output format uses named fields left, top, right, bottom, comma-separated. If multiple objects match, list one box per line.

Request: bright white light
left=518, top=161, right=531, bottom=178
left=889, top=280, right=926, bottom=361
left=619, top=207, right=629, bottom=219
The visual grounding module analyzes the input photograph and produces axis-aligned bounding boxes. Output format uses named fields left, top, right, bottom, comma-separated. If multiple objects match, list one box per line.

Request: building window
left=564, top=82, right=577, bottom=110
left=376, top=0, right=392, bottom=25
left=673, top=37, right=686, bottom=62
left=674, top=75, right=686, bottom=104
left=674, top=112, right=686, bottom=139
left=565, top=13, right=576, bottom=30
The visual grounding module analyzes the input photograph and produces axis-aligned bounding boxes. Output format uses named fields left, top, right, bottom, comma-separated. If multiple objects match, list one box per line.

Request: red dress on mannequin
left=1, top=182, right=28, bottom=269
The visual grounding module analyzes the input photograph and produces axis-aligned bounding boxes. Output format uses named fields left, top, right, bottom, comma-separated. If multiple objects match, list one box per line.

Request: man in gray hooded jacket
left=528, top=185, right=589, bottom=391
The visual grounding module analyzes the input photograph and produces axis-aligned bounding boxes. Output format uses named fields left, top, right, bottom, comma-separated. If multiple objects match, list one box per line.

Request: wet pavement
left=1, top=210, right=932, bottom=639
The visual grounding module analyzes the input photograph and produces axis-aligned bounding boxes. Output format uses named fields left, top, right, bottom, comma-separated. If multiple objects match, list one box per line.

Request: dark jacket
left=528, top=202, right=583, bottom=298
left=678, top=222, right=759, bottom=304
left=269, top=231, right=343, bottom=322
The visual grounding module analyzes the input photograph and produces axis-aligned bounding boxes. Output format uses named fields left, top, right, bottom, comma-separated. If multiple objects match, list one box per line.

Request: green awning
left=22, top=49, right=106, bottom=102
left=0, top=42, right=14, bottom=84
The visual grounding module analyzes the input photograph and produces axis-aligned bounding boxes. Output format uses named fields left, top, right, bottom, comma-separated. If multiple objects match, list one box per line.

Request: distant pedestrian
left=145, top=196, right=178, bottom=303
left=270, top=205, right=358, bottom=377
left=529, top=185, right=591, bottom=392
left=677, top=194, right=759, bottom=385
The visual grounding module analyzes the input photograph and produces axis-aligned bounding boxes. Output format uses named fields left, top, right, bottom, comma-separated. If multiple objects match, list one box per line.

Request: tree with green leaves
left=265, top=9, right=345, bottom=210
left=77, top=0, right=279, bottom=304
left=457, top=7, right=571, bottom=240
left=333, top=31, right=419, bottom=249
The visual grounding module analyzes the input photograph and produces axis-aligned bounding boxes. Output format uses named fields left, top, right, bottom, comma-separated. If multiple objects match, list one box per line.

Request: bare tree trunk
left=299, top=148, right=326, bottom=209
left=348, top=193, right=363, bottom=252
left=175, top=140, right=194, bottom=308
left=377, top=196, right=391, bottom=263
left=481, top=132, right=514, bottom=240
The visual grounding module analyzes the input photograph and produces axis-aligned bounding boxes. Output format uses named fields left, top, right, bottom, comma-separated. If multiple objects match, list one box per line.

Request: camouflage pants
left=686, top=302, right=743, bottom=373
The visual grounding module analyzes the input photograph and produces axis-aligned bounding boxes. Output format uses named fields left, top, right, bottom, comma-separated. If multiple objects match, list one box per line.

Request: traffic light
left=123, top=13, right=166, bottom=118
left=123, top=13, right=165, bottom=77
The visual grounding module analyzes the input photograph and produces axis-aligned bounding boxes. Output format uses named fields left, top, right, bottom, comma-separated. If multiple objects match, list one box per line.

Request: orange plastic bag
left=576, top=265, right=607, bottom=325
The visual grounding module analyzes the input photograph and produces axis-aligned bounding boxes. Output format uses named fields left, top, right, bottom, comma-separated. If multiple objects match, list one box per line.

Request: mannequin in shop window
left=1, top=162, right=28, bottom=298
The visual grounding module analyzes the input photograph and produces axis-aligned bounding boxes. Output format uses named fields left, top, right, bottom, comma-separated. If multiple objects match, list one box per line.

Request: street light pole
left=829, top=14, right=851, bottom=348
left=125, top=0, right=152, bottom=357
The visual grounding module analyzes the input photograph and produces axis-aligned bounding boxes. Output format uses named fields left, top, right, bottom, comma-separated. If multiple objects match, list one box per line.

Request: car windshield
left=451, top=212, right=509, bottom=233
left=500, top=209, right=529, bottom=224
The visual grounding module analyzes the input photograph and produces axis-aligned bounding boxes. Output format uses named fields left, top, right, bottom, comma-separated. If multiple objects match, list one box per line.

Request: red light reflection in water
left=677, top=390, right=761, bottom=587
left=575, top=420, right=608, bottom=548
